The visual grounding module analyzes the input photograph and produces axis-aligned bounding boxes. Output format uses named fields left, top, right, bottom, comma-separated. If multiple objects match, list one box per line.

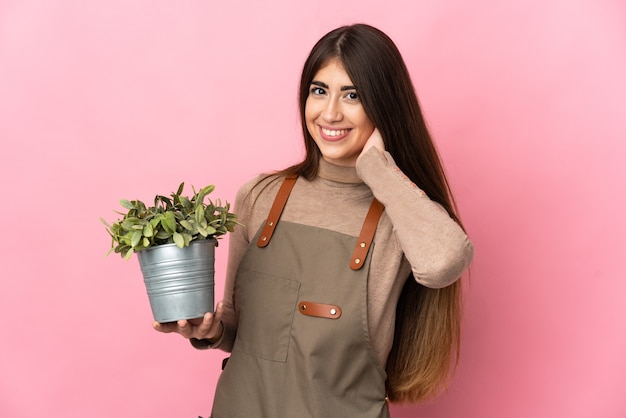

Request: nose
left=322, top=99, right=343, bottom=123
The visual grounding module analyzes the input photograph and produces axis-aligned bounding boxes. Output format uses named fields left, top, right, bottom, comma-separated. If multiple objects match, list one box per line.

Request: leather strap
left=350, top=198, right=384, bottom=270
left=257, top=175, right=298, bottom=247
left=298, top=301, right=342, bottom=319
left=257, top=175, right=385, bottom=269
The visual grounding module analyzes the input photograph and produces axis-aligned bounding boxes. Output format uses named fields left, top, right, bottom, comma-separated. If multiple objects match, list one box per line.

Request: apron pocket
left=234, top=269, right=300, bottom=362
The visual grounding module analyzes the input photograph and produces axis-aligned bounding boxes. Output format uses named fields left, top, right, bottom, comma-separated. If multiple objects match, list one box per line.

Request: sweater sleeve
left=356, top=147, right=474, bottom=288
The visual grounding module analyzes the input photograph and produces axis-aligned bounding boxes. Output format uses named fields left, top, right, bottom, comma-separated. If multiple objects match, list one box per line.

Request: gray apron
left=212, top=176, right=389, bottom=417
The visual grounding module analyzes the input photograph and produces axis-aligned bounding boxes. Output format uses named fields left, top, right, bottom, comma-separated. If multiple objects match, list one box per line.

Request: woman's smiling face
left=305, top=58, right=375, bottom=167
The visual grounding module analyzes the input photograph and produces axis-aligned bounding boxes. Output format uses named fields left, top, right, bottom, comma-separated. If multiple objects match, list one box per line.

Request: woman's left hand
left=357, top=127, right=385, bottom=164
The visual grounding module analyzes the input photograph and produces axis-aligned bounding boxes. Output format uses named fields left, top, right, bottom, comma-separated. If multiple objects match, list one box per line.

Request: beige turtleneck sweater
left=202, top=147, right=473, bottom=367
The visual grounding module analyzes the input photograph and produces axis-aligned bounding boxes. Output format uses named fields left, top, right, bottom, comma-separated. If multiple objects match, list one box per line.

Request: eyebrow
left=311, top=80, right=356, bottom=91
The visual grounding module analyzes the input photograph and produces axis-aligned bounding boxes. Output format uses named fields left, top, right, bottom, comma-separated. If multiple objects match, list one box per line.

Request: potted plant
left=101, top=182, right=238, bottom=323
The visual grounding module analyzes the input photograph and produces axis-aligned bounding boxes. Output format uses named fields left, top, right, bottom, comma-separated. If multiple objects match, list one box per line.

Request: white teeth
left=322, top=128, right=348, bottom=137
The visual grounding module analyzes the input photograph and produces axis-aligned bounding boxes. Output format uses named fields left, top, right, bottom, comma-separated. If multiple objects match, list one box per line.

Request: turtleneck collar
left=317, top=158, right=363, bottom=184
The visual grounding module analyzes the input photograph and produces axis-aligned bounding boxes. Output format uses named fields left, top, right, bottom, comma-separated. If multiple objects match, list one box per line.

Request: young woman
left=155, top=23, right=474, bottom=417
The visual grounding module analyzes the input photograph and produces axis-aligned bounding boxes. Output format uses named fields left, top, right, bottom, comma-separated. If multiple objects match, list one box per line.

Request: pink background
left=1, top=0, right=625, bottom=417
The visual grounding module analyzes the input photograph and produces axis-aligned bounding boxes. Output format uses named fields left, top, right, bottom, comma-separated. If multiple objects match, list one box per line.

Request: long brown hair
left=282, top=23, right=465, bottom=403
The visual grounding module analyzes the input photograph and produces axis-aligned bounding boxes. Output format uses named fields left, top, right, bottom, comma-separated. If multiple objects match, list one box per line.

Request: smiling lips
left=320, top=126, right=350, bottom=141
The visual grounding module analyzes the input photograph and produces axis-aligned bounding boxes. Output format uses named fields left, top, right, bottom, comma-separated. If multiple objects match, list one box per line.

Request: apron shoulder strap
left=257, top=174, right=298, bottom=248
left=350, top=198, right=385, bottom=270
left=257, top=174, right=385, bottom=270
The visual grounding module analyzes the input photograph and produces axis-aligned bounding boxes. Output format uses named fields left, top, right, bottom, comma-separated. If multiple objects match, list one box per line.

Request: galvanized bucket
left=136, top=239, right=216, bottom=323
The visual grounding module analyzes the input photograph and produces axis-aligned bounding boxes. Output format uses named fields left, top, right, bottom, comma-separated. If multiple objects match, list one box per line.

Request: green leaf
left=143, top=222, right=154, bottom=237
left=120, top=220, right=138, bottom=231
left=123, top=247, right=134, bottom=260
left=180, top=220, right=194, bottom=231
left=155, top=195, right=173, bottom=211
left=196, top=186, right=214, bottom=208
left=165, top=212, right=177, bottom=233
left=138, top=200, right=147, bottom=210
left=119, top=199, right=135, bottom=209
left=173, top=232, right=184, bottom=248
left=180, top=196, right=192, bottom=210
left=131, top=230, right=142, bottom=248
left=195, top=206, right=205, bottom=225
left=182, top=233, right=192, bottom=247
left=201, top=185, right=215, bottom=196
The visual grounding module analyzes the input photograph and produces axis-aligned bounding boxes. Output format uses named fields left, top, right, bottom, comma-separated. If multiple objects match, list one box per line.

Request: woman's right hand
left=153, top=301, right=226, bottom=343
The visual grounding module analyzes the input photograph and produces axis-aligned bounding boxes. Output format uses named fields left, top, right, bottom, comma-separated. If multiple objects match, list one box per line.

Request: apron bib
left=212, top=176, right=389, bottom=418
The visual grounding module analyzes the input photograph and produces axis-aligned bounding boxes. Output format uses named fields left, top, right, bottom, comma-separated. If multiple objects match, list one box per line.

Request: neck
left=317, top=158, right=362, bottom=184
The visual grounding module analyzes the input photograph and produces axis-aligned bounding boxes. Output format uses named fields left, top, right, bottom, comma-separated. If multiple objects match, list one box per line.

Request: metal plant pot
left=136, top=239, right=216, bottom=323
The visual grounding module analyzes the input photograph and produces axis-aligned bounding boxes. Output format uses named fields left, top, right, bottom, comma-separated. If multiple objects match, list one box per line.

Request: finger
left=195, top=311, right=215, bottom=337
left=153, top=321, right=179, bottom=334
left=176, top=319, right=193, bottom=338
left=196, top=304, right=223, bottom=339
left=188, top=317, right=204, bottom=326
left=209, top=302, right=226, bottom=339
left=213, top=302, right=225, bottom=323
